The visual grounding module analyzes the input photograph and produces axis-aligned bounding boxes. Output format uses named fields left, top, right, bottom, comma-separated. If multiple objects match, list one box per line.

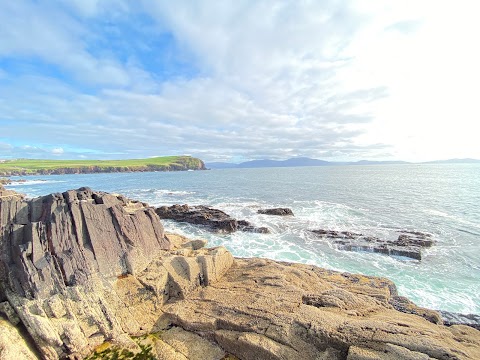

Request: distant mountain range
left=206, top=157, right=480, bottom=169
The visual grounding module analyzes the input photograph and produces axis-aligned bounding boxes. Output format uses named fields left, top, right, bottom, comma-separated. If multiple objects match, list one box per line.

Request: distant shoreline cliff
left=0, top=156, right=206, bottom=176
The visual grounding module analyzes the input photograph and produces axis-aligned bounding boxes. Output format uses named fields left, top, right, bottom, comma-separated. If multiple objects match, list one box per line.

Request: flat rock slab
left=162, top=258, right=480, bottom=360
left=156, top=204, right=270, bottom=234
left=311, top=229, right=435, bottom=260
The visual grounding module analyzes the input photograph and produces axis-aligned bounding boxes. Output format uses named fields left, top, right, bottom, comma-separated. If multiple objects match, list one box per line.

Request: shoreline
left=0, top=186, right=479, bottom=359
left=3, top=183, right=480, bottom=320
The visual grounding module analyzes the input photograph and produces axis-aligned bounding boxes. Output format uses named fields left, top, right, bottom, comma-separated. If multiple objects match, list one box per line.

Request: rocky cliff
left=0, top=188, right=479, bottom=360
left=0, top=156, right=206, bottom=176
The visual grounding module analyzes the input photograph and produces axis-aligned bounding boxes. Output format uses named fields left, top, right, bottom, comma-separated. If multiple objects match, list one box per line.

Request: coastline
left=3, top=166, right=480, bottom=317
left=0, top=186, right=479, bottom=359
left=0, top=156, right=206, bottom=177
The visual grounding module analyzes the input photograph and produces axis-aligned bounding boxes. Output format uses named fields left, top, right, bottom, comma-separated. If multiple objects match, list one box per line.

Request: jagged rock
left=439, top=310, right=480, bottom=330
left=156, top=204, right=270, bottom=234
left=0, top=188, right=232, bottom=359
left=311, top=229, right=435, bottom=260
left=258, top=208, right=294, bottom=216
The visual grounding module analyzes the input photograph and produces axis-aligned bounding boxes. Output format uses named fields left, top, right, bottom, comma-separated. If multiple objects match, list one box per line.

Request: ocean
left=5, top=164, right=480, bottom=315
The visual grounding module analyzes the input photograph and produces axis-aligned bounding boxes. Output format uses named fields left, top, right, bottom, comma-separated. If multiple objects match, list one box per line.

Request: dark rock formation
left=257, top=207, right=294, bottom=216
left=1, top=187, right=169, bottom=300
left=311, top=229, right=435, bottom=260
left=156, top=204, right=270, bottom=234
left=440, top=311, right=480, bottom=330
left=0, top=188, right=177, bottom=358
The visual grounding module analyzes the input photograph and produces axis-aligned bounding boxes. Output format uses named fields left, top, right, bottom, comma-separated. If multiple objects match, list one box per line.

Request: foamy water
left=6, top=164, right=480, bottom=314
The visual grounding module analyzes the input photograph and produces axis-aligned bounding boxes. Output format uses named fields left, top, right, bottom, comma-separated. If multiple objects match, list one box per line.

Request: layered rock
left=0, top=188, right=233, bottom=359
left=156, top=204, right=270, bottom=234
left=162, top=258, right=480, bottom=360
left=0, top=319, right=38, bottom=359
left=439, top=311, right=480, bottom=331
left=311, top=229, right=435, bottom=260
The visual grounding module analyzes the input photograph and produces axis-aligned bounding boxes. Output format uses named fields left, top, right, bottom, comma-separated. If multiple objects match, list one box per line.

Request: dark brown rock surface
left=258, top=208, right=294, bottom=216
left=156, top=204, right=270, bottom=234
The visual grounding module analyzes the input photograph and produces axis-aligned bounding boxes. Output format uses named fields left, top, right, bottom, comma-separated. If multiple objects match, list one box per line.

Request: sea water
left=6, top=164, right=480, bottom=314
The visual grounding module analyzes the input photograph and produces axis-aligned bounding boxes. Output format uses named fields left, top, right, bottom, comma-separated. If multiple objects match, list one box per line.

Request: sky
left=0, top=0, right=479, bottom=163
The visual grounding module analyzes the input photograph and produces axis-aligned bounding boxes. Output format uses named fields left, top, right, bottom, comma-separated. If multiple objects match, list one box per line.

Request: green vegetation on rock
left=0, top=156, right=206, bottom=176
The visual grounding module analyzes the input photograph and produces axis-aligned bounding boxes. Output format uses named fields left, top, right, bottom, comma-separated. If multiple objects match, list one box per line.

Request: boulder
left=258, top=208, right=294, bottom=216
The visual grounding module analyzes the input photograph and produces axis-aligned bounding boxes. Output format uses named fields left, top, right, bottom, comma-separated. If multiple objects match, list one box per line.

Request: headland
left=0, top=156, right=206, bottom=176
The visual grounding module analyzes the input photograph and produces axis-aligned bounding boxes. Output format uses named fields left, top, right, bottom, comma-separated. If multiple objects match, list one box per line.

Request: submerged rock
left=257, top=208, right=294, bottom=216
left=311, top=229, right=435, bottom=260
left=156, top=204, right=270, bottom=234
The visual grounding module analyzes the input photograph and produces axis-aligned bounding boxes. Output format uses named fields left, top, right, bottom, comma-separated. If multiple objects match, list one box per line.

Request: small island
left=0, top=156, right=206, bottom=176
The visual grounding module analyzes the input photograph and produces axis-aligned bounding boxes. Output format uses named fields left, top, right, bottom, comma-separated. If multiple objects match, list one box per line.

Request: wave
left=7, top=180, right=66, bottom=186
left=424, top=209, right=480, bottom=229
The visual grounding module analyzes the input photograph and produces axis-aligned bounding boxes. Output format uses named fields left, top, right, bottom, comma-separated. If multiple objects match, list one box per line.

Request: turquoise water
left=6, top=164, right=480, bottom=314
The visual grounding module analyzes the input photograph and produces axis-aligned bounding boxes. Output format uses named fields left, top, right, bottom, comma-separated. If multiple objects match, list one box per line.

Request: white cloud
left=1, top=1, right=479, bottom=162
left=0, top=1, right=145, bottom=88
left=52, top=147, right=64, bottom=154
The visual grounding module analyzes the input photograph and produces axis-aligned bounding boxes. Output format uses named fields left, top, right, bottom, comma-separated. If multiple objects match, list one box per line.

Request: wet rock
left=439, top=310, right=480, bottom=330
left=156, top=204, right=270, bottom=234
left=311, top=229, right=363, bottom=239
left=257, top=208, right=294, bottom=216
left=311, top=229, right=435, bottom=260
left=156, top=205, right=237, bottom=233
left=237, top=219, right=270, bottom=234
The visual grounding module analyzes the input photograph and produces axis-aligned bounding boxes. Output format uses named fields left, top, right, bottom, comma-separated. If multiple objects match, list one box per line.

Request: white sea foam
left=154, top=189, right=196, bottom=196
left=7, top=180, right=65, bottom=186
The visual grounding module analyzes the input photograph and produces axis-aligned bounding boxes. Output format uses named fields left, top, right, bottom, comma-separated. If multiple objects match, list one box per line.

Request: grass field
left=0, top=156, right=205, bottom=176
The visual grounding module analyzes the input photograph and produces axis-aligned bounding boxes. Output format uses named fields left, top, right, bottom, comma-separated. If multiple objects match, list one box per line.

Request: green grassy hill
left=0, top=156, right=206, bottom=176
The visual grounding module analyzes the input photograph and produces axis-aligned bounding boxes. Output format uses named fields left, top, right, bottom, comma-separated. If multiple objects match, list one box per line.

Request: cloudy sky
left=1, top=0, right=479, bottom=162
